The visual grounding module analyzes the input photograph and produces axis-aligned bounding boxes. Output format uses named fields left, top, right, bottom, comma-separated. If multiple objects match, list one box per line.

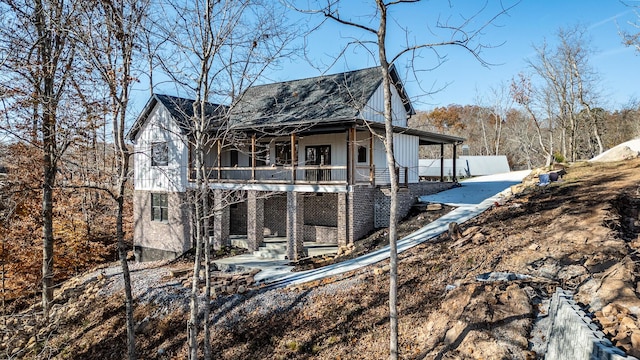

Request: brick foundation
left=133, top=190, right=191, bottom=261
left=230, top=201, right=247, bottom=235
left=246, top=191, right=264, bottom=251
left=286, top=192, right=305, bottom=260
left=264, top=196, right=287, bottom=236
left=212, top=189, right=230, bottom=250
left=349, top=186, right=376, bottom=242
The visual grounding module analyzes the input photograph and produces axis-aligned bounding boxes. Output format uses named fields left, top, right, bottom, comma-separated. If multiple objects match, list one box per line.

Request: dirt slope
left=3, top=159, right=640, bottom=359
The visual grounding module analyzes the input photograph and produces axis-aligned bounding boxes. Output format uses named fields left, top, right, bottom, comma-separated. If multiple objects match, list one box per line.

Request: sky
left=140, top=0, right=640, bottom=115
left=264, top=0, right=640, bottom=112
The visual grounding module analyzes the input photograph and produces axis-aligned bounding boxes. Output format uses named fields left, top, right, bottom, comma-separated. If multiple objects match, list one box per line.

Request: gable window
left=151, top=193, right=168, bottom=222
left=357, top=146, right=367, bottom=163
left=151, top=142, right=168, bottom=166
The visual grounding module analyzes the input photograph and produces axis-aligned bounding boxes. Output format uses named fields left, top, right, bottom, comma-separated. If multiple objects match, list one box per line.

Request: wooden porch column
left=369, top=131, right=374, bottom=184
left=290, top=133, right=297, bottom=184
left=251, top=133, right=256, bottom=181
left=440, top=143, right=444, bottom=182
left=217, top=140, right=222, bottom=180
left=347, top=127, right=355, bottom=185
left=452, top=143, right=458, bottom=183
left=188, top=142, right=193, bottom=180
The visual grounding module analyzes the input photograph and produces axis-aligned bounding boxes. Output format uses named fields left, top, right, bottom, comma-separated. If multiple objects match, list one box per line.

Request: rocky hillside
left=2, top=159, right=640, bottom=359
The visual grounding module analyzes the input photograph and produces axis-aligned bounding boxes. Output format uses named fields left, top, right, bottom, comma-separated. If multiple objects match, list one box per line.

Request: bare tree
left=478, top=81, right=514, bottom=155
left=511, top=72, right=554, bottom=165
left=0, top=0, right=81, bottom=318
left=621, top=2, right=640, bottom=53
left=152, top=1, right=299, bottom=358
left=524, top=26, right=602, bottom=162
left=76, top=1, right=151, bottom=358
left=291, top=0, right=516, bottom=357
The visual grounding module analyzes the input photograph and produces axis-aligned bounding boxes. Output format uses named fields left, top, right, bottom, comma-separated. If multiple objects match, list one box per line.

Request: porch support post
left=246, top=190, right=263, bottom=252
left=188, top=142, right=193, bottom=180
left=337, top=192, right=349, bottom=246
left=251, top=133, right=256, bottom=181
left=347, top=127, right=355, bottom=185
left=286, top=191, right=305, bottom=260
left=452, top=143, right=458, bottom=183
left=217, top=140, right=222, bottom=180
left=290, top=133, right=297, bottom=184
left=440, top=143, right=444, bottom=182
left=369, top=131, right=374, bottom=184
left=212, top=189, right=230, bottom=250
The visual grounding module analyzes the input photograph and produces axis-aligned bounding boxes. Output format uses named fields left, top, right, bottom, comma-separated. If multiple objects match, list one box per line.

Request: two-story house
left=128, top=66, right=464, bottom=262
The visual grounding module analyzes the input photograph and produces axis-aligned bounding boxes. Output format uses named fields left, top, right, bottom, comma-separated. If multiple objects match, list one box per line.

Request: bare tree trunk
left=479, top=117, right=490, bottom=155
left=115, top=92, right=136, bottom=360
left=189, top=140, right=204, bottom=359
left=117, top=190, right=136, bottom=360
left=374, top=2, right=399, bottom=358
left=35, top=0, right=58, bottom=317
left=203, top=191, right=212, bottom=360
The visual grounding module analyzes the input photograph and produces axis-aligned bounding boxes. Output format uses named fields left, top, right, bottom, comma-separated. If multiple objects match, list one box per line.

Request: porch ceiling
left=225, top=118, right=464, bottom=146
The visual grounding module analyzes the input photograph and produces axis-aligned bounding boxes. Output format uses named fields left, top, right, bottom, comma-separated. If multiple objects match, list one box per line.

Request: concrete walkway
left=216, top=170, right=531, bottom=288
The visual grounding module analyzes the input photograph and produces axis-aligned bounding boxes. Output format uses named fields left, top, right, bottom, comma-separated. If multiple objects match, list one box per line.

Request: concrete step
left=233, top=236, right=338, bottom=260
left=230, top=238, right=248, bottom=249
left=253, top=243, right=288, bottom=260
left=253, top=250, right=287, bottom=260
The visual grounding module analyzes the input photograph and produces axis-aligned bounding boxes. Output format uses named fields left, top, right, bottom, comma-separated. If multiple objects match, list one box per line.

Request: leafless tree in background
left=524, top=26, right=602, bottom=162
left=0, top=0, right=81, bottom=318
left=77, top=0, right=151, bottom=357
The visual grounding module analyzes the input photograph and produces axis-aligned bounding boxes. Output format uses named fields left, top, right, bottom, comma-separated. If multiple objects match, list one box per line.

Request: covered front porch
left=188, top=120, right=465, bottom=187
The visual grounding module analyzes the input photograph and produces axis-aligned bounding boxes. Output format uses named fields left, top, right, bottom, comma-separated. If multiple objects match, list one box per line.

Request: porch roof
left=229, top=117, right=464, bottom=146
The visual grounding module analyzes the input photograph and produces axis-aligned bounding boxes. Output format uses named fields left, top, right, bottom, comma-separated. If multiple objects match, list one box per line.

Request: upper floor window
left=151, top=142, right=168, bottom=166
left=151, top=193, right=168, bottom=222
left=275, top=142, right=292, bottom=165
left=230, top=149, right=239, bottom=167
left=252, top=143, right=269, bottom=166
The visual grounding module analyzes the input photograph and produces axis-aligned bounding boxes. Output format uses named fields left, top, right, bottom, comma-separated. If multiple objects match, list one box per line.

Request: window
left=275, top=142, right=292, bottom=165
left=151, top=193, right=168, bottom=222
left=252, top=143, right=269, bottom=166
left=151, top=142, right=168, bottom=166
left=230, top=149, right=239, bottom=167
left=305, top=145, right=331, bottom=181
left=305, top=145, right=331, bottom=165
left=357, top=146, right=367, bottom=163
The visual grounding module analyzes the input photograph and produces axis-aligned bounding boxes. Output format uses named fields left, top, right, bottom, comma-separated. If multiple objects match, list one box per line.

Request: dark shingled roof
left=127, top=94, right=226, bottom=140
left=127, top=67, right=452, bottom=143
left=228, top=66, right=414, bottom=129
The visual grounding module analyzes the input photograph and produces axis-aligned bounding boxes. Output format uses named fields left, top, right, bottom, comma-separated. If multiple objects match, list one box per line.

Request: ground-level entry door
left=305, top=145, right=331, bottom=182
